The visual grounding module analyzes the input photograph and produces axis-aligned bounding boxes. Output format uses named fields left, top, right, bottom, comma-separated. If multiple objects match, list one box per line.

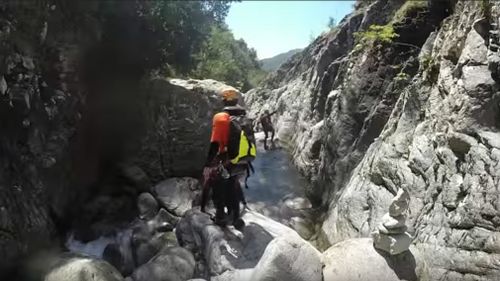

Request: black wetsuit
left=202, top=106, right=247, bottom=226
left=260, top=111, right=277, bottom=149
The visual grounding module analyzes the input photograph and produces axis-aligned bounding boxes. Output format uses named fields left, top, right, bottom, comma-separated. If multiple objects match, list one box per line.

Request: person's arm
left=270, top=110, right=278, bottom=116
left=205, top=142, right=219, bottom=166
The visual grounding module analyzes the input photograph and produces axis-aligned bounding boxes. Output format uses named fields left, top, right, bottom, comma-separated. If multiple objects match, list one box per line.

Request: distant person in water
left=260, top=109, right=277, bottom=150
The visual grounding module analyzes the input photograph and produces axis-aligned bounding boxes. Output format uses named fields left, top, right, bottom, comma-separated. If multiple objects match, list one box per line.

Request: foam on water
left=65, top=228, right=133, bottom=259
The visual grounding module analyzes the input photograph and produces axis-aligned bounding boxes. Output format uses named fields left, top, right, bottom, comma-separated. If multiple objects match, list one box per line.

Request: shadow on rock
left=322, top=238, right=427, bottom=281
left=376, top=248, right=418, bottom=281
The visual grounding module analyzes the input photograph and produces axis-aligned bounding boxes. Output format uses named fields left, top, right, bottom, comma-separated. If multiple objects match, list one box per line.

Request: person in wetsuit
left=201, top=88, right=247, bottom=229
left=260, top=109, right=277, bottom=150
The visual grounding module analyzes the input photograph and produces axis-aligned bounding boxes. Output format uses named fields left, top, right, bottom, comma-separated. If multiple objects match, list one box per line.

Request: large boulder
left=130, top=212, right=178, bottom=267
left=130, top=246, right=195, bottom=281
left=137, top=192, right=159, bottom=220
left=118, top=165, right=151, bottom=193
left=40, top=254, right=124, bottom=281
left=322, top=238, right=428, bottom=281
left=153, top=178, right=201, bottom=217
left=175, top=209, right=299, bottom=276
left=250, top=234, right=322, bottom=281
left=134, top=78, right=241, bottom=181
left=132, top=230, right=178, bottom=267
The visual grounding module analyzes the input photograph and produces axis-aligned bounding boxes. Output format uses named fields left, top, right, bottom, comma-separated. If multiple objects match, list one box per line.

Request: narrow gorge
left=1, top=0, right=500, bottom=281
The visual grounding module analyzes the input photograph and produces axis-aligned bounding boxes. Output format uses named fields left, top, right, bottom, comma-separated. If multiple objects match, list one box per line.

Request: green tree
left=192, top=25, right=266, bottom=91
left=136, top=1, right=233, bottom=74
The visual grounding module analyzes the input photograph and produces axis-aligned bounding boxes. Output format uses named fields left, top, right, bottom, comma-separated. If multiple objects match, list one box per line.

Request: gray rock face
left=0, top=5, right=88, bottom=269
left=248, top=0, right=500, bottom=279
left=245, top=0, right=444, bottom=207
left=0, top=1, right=237, bottom=275
left=320, top=2, right=500, bottom=279
left=153, top=178, right=201, bottom=217
left=135, top=79, right=237, bottom=181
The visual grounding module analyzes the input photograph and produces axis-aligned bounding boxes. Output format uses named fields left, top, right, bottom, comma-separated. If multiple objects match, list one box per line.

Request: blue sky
left=226, top=1, right=355, bottom=59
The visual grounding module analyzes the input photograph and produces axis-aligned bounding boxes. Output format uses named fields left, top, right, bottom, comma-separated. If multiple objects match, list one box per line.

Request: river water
left=244, top=132, right=311, bottom=223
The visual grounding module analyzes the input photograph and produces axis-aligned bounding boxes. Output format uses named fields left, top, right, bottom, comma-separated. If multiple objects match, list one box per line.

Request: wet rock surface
left=153, top=178, right=201, bottom=217
left=131, top=246, right=195, bottom=281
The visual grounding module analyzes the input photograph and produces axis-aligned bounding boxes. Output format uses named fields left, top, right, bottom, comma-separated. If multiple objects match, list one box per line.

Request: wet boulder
left=153, top=178, right=201, bottom=217
left=103, top=243, right=134, bottom=276
left=119, top=165, right=151, bottom=193
left=137, top=193, right=159, bottom=220
left=175, top=209, right=303, bottom=276
left=42, top=254, right=124, bottom=281
left=131, top=219, right=177, bottom=267
left=250, top=234, right=322, bottom=281
left=130, top=246, right=195, bottom=281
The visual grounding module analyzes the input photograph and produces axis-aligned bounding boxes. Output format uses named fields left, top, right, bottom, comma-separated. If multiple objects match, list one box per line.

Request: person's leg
left=263, top=130, right=269, bottom=150
left=228, top=177, right=244, bottom=229
left=212, top=179, right=226, bottom=226
left=200, top=185, right=210, bottom=213
left=271, top=127, right=275, bottom=142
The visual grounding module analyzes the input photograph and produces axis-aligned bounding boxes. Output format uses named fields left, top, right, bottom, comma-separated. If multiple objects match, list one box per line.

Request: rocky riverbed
left=62, top=133, right=317, bottom=280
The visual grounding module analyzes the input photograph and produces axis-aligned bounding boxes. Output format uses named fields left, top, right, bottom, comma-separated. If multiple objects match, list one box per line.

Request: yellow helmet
left=221, top=88, right=238, bottom=102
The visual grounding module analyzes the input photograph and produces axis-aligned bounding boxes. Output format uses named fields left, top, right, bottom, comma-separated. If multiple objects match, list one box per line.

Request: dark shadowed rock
left=131, top=246, right=195, bottom=281
left=153, top=178, right=201, bottom=217
left=42, top=254, right=124, bottom=281
left=120, top=165, right=151, bottom=193
left=137, top=193, right=159, bottom=220
left=103, top=243, right=134, bottom=276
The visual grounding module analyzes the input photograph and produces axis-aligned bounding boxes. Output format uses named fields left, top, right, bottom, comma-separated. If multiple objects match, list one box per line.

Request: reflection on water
left=244, top=137, right=310, bottom=223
